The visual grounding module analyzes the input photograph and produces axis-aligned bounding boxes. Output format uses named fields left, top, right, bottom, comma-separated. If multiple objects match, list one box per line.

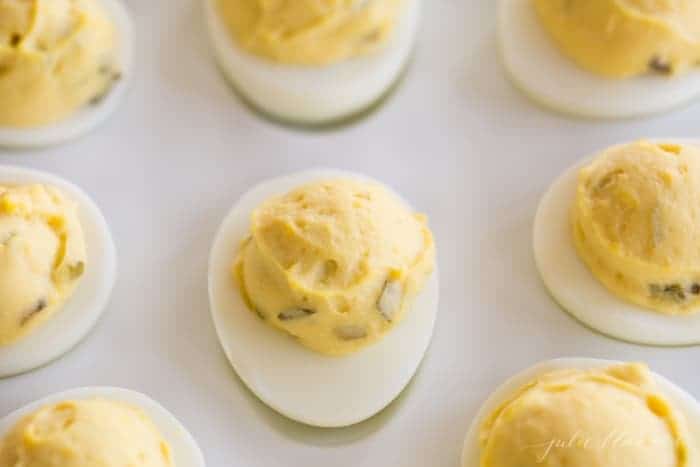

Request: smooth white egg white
left=204, top=0, right=421, bottom=126
left=0, top=387, right=206, bottom=466
left=461, top=358, right=700, bottom=466
left=499, top=0, right=700, bottom=119
left=0, top=166, right=117, bottom=377
left=0, top=0, right=133, bottom=148
left=208, top=169, right=439, bottom=428
left=533, top=141, right=700, bottom=346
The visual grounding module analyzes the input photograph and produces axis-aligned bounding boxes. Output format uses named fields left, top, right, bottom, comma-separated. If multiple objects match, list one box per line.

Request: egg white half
left=208, top=169, right=439, bottom=428
left=0, top=0, right=134, bottom=148
left=0, top=387, right=205, bottom=467
left=0, top=166, right=117, bottom=377
left=533, top=141, right=700, bottom=346
left=499, top=0, right=700, bottom=119
left=462, top=357, right=700, bottom=466
left=204, top=0, right=421, bottom=126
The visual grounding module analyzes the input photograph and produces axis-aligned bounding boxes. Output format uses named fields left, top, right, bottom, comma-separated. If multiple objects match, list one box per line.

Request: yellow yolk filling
left=236, top=178, right=435, bottom=356
left=0, top=184, right=86, bottom=346
left=533, top=0, right=700, bottom=78
left=572, top=141, right=700, bottom=314
left=0, top=399, right=173, bottom=467
left=480, top=363, right=692, bottom=467
left=216, top=0, right=404, bottom=66
left=0, top=0, right=120, bottom=127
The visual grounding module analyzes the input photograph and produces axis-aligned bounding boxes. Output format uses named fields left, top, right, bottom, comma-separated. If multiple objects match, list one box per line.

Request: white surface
left=0, top=1, right=699, bottom=466
left=204, top=0, right=421, bottom=125
left=534, top=141, right=700, bottom=346
left=499, top=0, right=700, bottom=119
left=208, top=169, right=439, bottom=428
left=461, top=358, right=700, bottom=466
left=0, top=387, right=205, bottom=467
left=0, top=166, right=117, bottom=377
left=0, top=0, right=134, bottom=148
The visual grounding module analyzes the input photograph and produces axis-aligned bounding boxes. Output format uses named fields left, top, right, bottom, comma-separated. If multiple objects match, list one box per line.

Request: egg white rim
left=0, top=387, right=206, bottom=466
left=499, top=0, right=700, bottom=119
left=0, top=165, right=117, bottom=377
left=533, top=140, right=700, bottom=346
left=0, top=0, right=134, bottom=148
left=208, top=168, right=439, bottom=428
left=461, top=357, right=700, bottom=466
left=203, top=0, right=421, bottom=126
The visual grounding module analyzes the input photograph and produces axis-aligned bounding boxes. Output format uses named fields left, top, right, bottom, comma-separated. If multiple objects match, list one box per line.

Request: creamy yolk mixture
left=0, top=184, right=86, bottom=346
left=0, top=399, right=173, bottom=467
left=572, top=141, right=700, bottom=314
left=216, top=0, right=404, bottom=65
left=236, top=178, right=435, bottom=356
left=0, top=0, right=120, bottom=127
left=480, top=363, right=693, bottom=467
left=534, top=0, right=700, bottom=78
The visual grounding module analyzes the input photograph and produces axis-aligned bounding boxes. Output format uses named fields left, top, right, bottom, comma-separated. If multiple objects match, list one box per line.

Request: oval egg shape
left=0, top=0, right=134, bottom=148
left=533, top=140, right=700, bottom=346
left=0, top=165, right=117, bottom=377
left=208, top=169, right=439, bottom=427
left=499, top=0, right=700, bottom=119
left=204, top=0, right=422, bottom=126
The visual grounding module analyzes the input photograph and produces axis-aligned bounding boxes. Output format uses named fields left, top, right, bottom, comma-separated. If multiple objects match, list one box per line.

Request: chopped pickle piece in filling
left=533, top=0, right=700, bottom=78
left=0, top=0, right=120, bottom=127
left=0, top=399, right=173, bottom=467
left=480, top=363, right=693, bottom=467
left=235, top=178, right=435, bottom=356
left=216, top=0, right=404, bottom=65
left=0, top=184, right=86, bottom=346
left=572, top=141, right=700, bottom=315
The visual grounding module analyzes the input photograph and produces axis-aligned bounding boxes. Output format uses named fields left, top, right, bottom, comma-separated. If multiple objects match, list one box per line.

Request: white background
left=2, top=1, right=700, bottom=466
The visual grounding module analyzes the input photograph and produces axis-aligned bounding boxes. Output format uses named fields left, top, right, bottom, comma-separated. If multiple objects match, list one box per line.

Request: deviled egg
left=208, top=169, right=438, bottom=427
left=0, top=166, right=116, bottom=377
left=462, top=358, right=700, bottom=466
left=499, top=0, right=700, bottom=118
left=0, top=0, right=133, bottom=148
left=0, top=387, right=205, bottom=466
left=204, top=0, right=421, bottom=126
left=534, top=140, right=700, bottom=345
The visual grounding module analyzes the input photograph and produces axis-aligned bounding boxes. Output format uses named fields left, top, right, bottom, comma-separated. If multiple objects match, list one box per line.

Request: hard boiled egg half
left=0, top=387, right=205, bottom=466
left=0, top=0, right=133, bottom=148
left=462, top=358, right=700, bottom=466
left=208, top=169, right=439, bottom=427
left=204, top=0, right=421, bottom=126
left=0, top=166, right=116, bottom=377
left=499, top=0, right=700, bottom=118
left=534, top=140, right=700, bottom=346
